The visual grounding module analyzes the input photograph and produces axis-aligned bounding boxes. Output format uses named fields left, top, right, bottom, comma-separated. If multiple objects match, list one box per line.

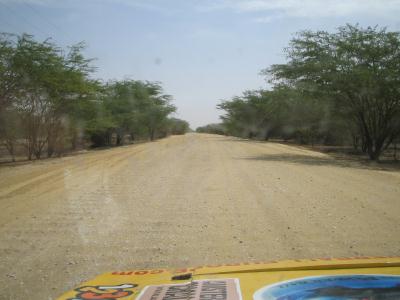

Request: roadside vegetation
left=199, top=25, right=400, bottom=161
left=196, top=123, right=225, bottom=135
left=0, top=33, right=189, bottom=162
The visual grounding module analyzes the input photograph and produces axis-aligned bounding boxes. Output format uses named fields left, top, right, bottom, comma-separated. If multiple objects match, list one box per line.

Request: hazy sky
left=1, top=0, right=400, bottom=128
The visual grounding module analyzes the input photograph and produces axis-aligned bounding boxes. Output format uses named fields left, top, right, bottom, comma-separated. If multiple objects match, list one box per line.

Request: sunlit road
left=1, top=133, right=399, bottom=300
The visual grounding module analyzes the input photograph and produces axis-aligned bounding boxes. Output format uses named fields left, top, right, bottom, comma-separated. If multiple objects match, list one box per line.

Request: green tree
left=0, top=33, right=95, bottom=159
left=0, top=33, right=21, bottom=160
left=168, top=118, right=190, bottom=135
left=0, top=33, right=19, bottom=114
left=266, top=24, right=400, bottom=160
left=196, top=123, right=225, bottom=135
left=134, top=82, right=176, bottom=140
left=0, top=33, right=185, bottom=159
left=87, top=80, right=177, bottom=146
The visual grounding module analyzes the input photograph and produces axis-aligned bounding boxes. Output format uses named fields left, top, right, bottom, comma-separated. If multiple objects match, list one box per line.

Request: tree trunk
left=264, top=131, right=270, bottom=141
left=34, top=138, right=47, bottom=159
left=71, top=135, right=77, bottom=150
left=361, top=138, right=368, bottom=153
left=56, top=135, right=64, bottom=157
left=4, top=140, right=16, bottom=162
left=150, top=128, right=155, bottom=141
left=47, top=144, right=54, bottom=157
left=352, top=134, right=359, bottom=151
left=367, top=138, right=385, bottom=161
left=34, top=148, right=42, bottom=159
left=26, top=138, right=33, bottom=160
left=27, top=146, right=33, bottom=160
left=116, top=132, right=124, bottom=146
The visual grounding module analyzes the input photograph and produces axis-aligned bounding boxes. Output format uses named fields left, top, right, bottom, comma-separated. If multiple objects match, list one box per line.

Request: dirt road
left=1, top=133, right=399, bottom=299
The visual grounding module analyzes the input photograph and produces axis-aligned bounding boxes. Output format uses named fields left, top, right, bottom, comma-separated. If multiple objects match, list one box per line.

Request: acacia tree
left=0, top=34, right=22, bottom=159
left=87, top=80, right=176, bottom=147
left=102, top=80, right=138, bottom=145
left=44, top=43, right=95, bottom=157
left=266, top=24, right=400, bottom=160
left=0, top=33, right=94, bottom=159
left=0, top=33, right=20, bottom=113
left=168, top=118, right=190, bottom=135
left=134, top=82, right=176, bottom=141
left=11, top=35, right=56, bottom=159
left=1, top=33, right=185, bottom=159
left=218, top=91, right=270, bottom=139
left=196, top=123, right=225, bottom=135
left=217, top=84, right=350, bottom=146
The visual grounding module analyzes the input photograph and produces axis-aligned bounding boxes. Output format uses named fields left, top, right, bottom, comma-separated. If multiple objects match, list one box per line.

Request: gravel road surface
left=1, top=133, right=399, bottom=299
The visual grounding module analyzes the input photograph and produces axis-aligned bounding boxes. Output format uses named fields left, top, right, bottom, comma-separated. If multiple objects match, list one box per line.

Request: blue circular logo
left=253, top=275, right=400, bottom=300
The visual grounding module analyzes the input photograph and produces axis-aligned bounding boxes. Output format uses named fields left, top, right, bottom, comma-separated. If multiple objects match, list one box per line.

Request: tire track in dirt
left=0, top=133, right=399, bottom=300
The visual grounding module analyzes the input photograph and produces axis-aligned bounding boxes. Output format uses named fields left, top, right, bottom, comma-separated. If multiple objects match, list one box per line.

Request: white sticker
left=137, top=278, right=242, bottom=300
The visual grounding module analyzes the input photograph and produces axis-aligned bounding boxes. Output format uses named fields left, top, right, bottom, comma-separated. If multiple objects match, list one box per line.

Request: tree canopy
left=0, top=33, right=188, bottom=161
left=217, top=24, right=400, bottom=160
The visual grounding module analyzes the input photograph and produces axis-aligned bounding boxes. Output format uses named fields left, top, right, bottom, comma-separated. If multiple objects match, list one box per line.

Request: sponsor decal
left=68, top=283, right=137, bottom=300
left=137, top=278, right=242, bottom=300
left=253, top=275, right=400, bottom=300
left=110, top=257, right=400, bottom=276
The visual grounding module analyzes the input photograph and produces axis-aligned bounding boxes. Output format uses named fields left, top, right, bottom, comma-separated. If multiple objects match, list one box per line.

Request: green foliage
left=0, top=33, right=95, bottom=159
left=0, top=33, right=185, bottom=160
left=219, top=24, right=400, bottom=160
left=196, top=123, right=225, bottom=135
left=94, top=80, right=177, bottom=146
left=168, top=118, right=190, bottom=135
left=218, top=87, right=343, bottom=144
left=265, top=24, right=400, bottom=160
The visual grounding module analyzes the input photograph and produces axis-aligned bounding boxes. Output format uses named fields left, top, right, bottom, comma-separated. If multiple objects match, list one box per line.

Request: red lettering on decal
left=112, top=272, right=133, bottom=275
left=134, top=271, right=148, bottom=275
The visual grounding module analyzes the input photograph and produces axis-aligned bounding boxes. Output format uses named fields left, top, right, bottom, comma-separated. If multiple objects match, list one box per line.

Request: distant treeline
left=198, top=25, right=400, bottom=161
left=0, top=33, right=189, bottom=161
left=196, top=123, right=225, bottom=135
